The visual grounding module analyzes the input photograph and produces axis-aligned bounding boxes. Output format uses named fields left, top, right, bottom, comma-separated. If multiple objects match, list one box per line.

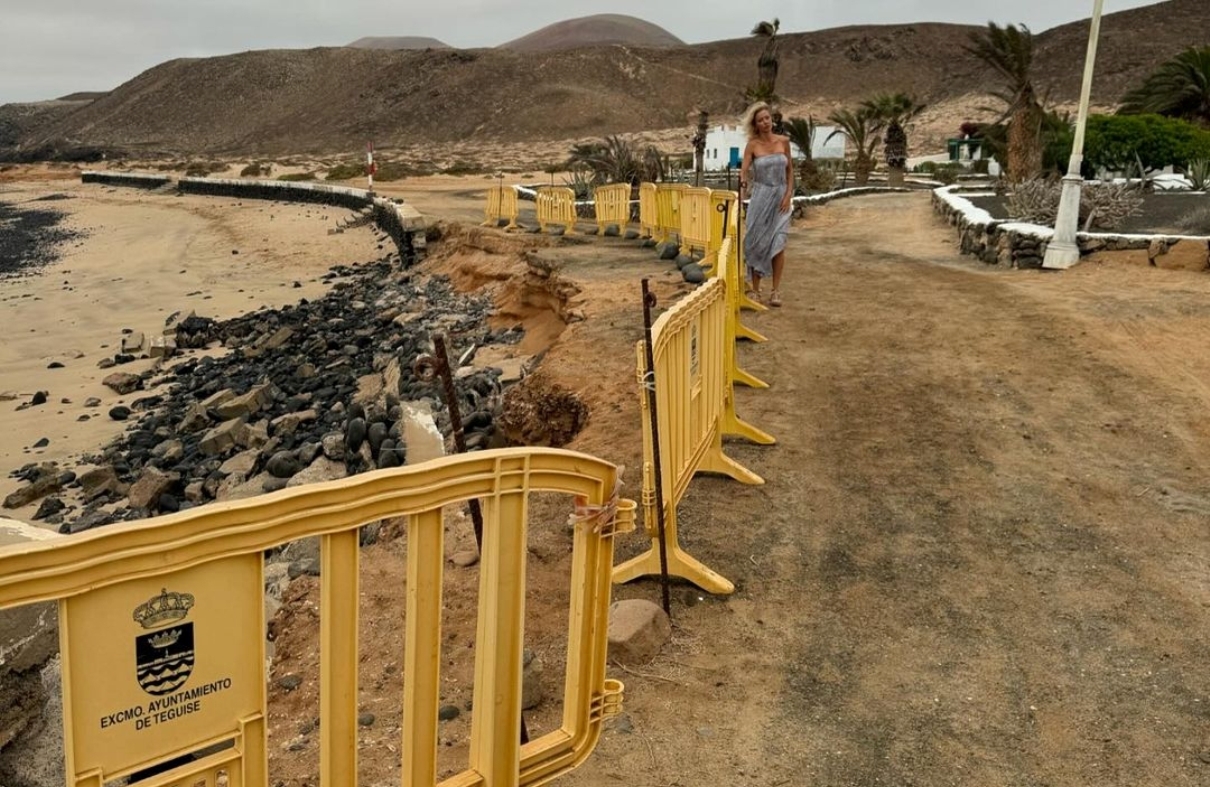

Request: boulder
left=607, top=599, right=671, bottom=666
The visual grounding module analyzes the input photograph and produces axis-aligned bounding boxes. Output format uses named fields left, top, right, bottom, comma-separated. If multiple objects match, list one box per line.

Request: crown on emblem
left=133, top=588, right=195, bottom=629
left=148, top=629, right=182, bottom=648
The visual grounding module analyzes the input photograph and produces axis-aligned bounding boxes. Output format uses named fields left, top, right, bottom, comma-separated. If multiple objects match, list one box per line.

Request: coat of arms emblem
left=133, top=588, right=196, bottom=696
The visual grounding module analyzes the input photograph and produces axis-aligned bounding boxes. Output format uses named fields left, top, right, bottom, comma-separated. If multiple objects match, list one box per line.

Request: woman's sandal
left=769, top=289, right=782, bottom=307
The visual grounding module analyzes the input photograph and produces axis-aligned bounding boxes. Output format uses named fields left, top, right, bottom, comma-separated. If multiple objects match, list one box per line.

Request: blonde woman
left=738, top=101, right=794, bottom=306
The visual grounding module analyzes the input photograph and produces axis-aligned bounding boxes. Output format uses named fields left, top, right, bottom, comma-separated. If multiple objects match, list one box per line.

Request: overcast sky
left=0, top=0, right=1168, bottom=105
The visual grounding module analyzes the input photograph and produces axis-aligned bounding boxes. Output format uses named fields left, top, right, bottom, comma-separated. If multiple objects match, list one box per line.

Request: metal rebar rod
left=640, top=279, right=673, bottom=617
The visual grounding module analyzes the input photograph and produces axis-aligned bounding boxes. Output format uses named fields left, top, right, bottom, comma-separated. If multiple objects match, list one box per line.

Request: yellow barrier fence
left=482, top=184, right=520, bottom=229
left=734, top=200, right=768, bottom=314
left=708, top=189, right=738, bottom=261
left=654, top=183, right=686, bottom=248
left=592, top=183, right=631, bottom=234
left=613, top=278, right=774, bottom=596
left=677, top=187, right=712, bottom=259
left=718, top=237, right=770, bottom=389
left=638, top=183, right=658, bottom=240
left=536, top=187, right=578, bottom=235
left=0, top=448, right=635, bottom=787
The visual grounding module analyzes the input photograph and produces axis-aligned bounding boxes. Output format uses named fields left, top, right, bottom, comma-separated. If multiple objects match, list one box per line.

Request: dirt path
left=567, top=193, right=1210, bottom=786
left=8, top=171, right=1210, bottom=785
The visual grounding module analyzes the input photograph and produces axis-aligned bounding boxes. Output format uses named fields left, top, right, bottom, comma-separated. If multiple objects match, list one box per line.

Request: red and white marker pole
left=366, top=141, right=376, bottom=191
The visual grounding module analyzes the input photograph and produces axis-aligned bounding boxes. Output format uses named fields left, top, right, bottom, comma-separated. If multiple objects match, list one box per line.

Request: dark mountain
left=499, top=13, right=684, bottom=51
left=2, top=0, right=1205, bottom=159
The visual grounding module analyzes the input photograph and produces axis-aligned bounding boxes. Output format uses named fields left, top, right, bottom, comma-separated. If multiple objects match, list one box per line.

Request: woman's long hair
left=742, top=101, right=772, bottom=140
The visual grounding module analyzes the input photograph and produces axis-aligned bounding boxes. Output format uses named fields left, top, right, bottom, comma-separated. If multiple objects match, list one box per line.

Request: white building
left=702, top=123, right=846, bottom=171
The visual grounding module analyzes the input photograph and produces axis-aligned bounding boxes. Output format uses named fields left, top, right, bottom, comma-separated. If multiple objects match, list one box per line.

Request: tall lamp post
left=1043, top=0, right=1105, bottom=270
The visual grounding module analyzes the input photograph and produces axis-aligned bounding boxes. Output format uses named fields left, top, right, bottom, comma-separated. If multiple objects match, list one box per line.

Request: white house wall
left=702, top=124, right=847, bottom=171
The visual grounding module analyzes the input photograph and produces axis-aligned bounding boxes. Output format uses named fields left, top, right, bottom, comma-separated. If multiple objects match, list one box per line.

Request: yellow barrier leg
left=470, top=490, right=528, bottom=786
left=402, top=509, right=444, bottom=787
left=722, top=406, right=776, bottom=445
left=240, top=714, right=267, bottom=787
left=732, top=365, right=769, bottom=389
left=698, top=436, right=765, bottom=485
left=735, top=321, right=768, bottom=343
left=320, top=530, right=359, bottom=787
left=612, top=504, right=734, bottom=595
left=740, top=292, right=768, bottom=312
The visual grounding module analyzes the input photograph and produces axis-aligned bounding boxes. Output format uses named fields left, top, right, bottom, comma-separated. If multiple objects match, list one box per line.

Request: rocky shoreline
left=4, top=248, right=521, bottom=534
left=0, top=195, right=80, bottom=279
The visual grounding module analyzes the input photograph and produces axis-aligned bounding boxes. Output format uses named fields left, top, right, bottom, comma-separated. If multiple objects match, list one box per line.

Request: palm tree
left=783, top=116, right=817, bottom=186
left=826, top=108, right=883, bottom=185
left=1118, top=46, right=1210, bottom=127
left=566, top=135, right=662, bottom=186
left=745, top=18, right=781, bottom=104
left=861, top=93, right=927, bottom=185
left=964, top=22, right=1045, bottom=182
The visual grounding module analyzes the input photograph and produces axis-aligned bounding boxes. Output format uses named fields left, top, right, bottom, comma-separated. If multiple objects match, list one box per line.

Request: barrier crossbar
left=536, top=187, right=578, bottom=235
left=638, top=183, right=658, bottom=240
left=483, top=184, right=520, bottom=229
left=592, top=183, right=631, bottom=233
left=613, top=278, right=772, bottom=596
left=0, top=448, right=635, bottom=787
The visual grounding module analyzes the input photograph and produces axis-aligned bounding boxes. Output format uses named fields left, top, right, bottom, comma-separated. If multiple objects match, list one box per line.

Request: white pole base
left=1042, top=175, right=1085, bottom=270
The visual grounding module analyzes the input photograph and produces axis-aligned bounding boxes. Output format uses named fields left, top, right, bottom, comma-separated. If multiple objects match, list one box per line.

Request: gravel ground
left=967, top=191, right=1210, bottom=235
left=0, top=195, right=79, bottom=278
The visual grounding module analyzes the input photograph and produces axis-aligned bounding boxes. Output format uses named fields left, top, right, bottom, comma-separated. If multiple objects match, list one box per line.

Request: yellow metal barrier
left=677, top=187, right=712, bottom=259
left=0, top=448, right=635, bottom=787
left=613, top=278, right=773, bottom=596
left=536, top=186, right=578, bottom=235
left=654, top=183, right=686, bottom=248
left=718, top=237, right=770, bottom=390
left=482, top=184, right=520, bottom=229
left=720, top=231, right=768, bottom=348
left=734, top=200, right=768, bottom=313
left=592, top=183, right=631, bottom=234
left=708, top=189, right=738, bottom=260
left=638, top=182, right=658, bottom=240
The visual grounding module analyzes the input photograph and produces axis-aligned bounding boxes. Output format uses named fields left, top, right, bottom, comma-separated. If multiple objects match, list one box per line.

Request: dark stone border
left=80, top=172, right=170, bottom=189
left=81, top=172, right=425, bottom=264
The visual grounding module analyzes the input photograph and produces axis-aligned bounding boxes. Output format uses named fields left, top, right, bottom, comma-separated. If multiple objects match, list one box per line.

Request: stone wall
left=0, top=518, right=62, bottom=787
left=81, top=173, right=428, bottom=262
left=80, top=171, right=171, bottom=189
left=932, top=185, right=1210, bottom=268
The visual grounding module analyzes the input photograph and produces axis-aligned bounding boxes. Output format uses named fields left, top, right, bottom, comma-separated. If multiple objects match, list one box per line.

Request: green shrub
left=1084, top=114, right=1210, bottom=174
left=324, top=162, right=363, bottom=180
left=1185, top=159, right=1210, bottom=191
left=184, top=161, right=225, bottom=177
left=444, top=161, right=486, bottom=176
left=240, top=162, right=270, bottom=177
left=278, top=171, right=317, bottom=182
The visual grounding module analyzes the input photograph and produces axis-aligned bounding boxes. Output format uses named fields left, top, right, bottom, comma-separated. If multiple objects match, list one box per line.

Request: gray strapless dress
left=743, top=152, right=791, bottom=279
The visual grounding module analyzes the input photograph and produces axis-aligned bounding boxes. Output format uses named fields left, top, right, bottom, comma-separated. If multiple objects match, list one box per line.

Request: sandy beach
left=0, top=176, right=386, bottom=520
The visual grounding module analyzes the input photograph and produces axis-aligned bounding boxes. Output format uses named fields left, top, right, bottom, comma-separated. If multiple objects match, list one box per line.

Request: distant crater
left=498, top=13, right=684, bottom=52
left=345, top=36, right=451, bottom=50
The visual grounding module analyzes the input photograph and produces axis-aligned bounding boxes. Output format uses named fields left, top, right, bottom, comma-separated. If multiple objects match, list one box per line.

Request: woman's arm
left=781, top=137, right=794, bottom=213
left=740, top=141, right=754, bottom=199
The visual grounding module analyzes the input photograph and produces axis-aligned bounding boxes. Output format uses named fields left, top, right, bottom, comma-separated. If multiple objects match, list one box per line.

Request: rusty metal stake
left=413, top=332, right=484, bottom=549
left=641, top=279, right=673, bottom=617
